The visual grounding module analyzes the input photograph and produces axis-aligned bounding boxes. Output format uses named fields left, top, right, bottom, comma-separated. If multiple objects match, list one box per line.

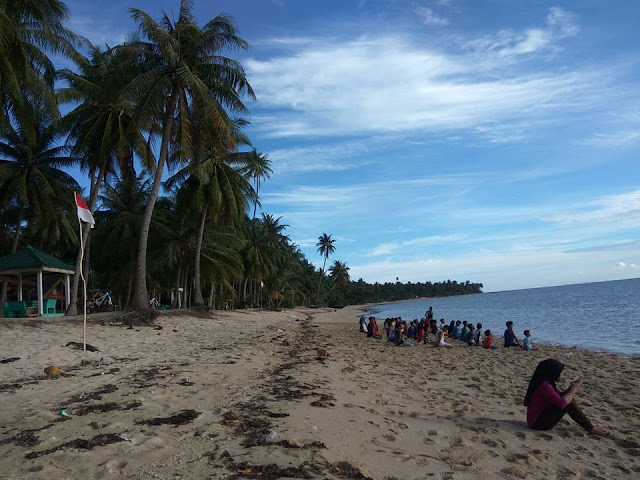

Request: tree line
left=0, top=0, right=482, bottom=313
left=326, top=279, right=484, bottom=308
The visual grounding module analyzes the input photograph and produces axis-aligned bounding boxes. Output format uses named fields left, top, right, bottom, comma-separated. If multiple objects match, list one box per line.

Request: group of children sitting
left=359, top=310, right=533, bottom=350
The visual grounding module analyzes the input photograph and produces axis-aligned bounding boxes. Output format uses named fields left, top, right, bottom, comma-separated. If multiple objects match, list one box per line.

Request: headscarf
left=524, top=358, right=564, bottom=406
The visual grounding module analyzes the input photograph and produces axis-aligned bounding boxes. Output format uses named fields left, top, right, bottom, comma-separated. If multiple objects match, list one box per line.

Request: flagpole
left=77, top=196, right=87, bottom=353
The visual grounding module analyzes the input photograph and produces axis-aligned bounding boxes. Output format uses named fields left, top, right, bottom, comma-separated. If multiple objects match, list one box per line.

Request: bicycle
left=88, top=291, right=114, bottom=313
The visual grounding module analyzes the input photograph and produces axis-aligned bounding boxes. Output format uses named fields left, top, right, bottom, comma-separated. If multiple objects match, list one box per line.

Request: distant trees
left=326, top=278, right=484, bottom=307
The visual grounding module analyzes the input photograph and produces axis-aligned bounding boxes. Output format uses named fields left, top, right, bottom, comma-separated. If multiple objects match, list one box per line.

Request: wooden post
left=37, top=270, right=43, bottom=316
left=65, top=275, right=70, bottom=310
left=17, top=274, right=22, bottom=301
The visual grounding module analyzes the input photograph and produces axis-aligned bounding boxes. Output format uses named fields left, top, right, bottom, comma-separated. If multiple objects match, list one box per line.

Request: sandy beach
left=1, top=306, right=639, bottom=480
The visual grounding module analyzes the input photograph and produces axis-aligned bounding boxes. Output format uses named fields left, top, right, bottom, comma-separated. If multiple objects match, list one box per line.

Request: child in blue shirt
left=522, top=330, right=533, bottom=351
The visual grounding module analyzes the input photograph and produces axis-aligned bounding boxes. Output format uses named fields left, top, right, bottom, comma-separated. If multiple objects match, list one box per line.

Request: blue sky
left=64, top=0, right=640, bottom=292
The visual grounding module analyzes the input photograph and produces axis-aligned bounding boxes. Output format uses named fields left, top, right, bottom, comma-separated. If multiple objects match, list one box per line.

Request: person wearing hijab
left=524, top=359, right=609, bottom=436
left=359, top=315, right=368, bottom=333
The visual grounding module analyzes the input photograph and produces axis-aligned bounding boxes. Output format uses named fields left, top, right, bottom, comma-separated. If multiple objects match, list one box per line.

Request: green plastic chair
left=44, top=298, right=57, bottom=314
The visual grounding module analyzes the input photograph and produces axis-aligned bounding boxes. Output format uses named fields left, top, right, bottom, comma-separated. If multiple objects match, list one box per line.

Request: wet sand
left=1, top=306, right=639, bottom=479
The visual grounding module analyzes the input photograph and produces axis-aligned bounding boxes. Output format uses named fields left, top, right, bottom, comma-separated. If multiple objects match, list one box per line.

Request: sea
left=364, top=277, right=640, bottom=356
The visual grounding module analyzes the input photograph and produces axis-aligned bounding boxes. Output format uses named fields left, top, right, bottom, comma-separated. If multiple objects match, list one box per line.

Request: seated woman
left=524, top=359, right=609, bottom=436
left=359, top=315, right=368, bottom=333
left=367, top=317, right=382, bottom=339
left=436, top=326, right=453, bottom=348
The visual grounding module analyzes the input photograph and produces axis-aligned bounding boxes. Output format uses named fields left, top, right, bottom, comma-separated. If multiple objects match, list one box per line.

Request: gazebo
left=0, top=246, right=74, bottom=317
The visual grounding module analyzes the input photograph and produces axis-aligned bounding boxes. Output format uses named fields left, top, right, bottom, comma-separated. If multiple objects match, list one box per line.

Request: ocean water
left=365, top=278, right=640, bottom=356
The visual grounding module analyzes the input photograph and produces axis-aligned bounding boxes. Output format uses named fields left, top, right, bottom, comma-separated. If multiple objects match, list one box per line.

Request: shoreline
left=1, top=307, right=639, bottom=479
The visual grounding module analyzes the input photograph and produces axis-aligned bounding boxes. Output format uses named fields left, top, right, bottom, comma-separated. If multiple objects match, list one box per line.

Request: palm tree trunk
left=193, top=206, right=208, bottom=306
left=208, top=281, right=214, bottom=308
left=315, top=257, right=328, bottom=306
left=132, top=87, right=179, bottom=310
left=243, top=277, right=248, bottom=305
left=124, top=277, right=132, bottom=310
left=67, top=161, right=108, bottom=315
left=172, top=265, right=181, bottom=309
left=252, top=179, right=260, bottom=219
left=11, top=206, right=24, bottom=252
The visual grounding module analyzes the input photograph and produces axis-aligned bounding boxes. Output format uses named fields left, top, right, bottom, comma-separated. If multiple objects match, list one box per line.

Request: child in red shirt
left=483, top=330, right=498, bottom=350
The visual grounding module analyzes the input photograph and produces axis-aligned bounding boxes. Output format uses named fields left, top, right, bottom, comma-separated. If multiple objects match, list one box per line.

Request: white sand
left=1, top=306, right=639, bottom=479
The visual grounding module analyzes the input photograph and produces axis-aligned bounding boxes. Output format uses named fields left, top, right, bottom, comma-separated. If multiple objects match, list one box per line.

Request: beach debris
left=65, top=341, right=100, bottom=352
left=0, top=424, right=55, bottom=448
left=136, top=409, right=200, bottom=426
left=44, top=366, right=63, bottom=378
left=119, top=309, right=159, bottom=327
left=58, top=409, right=73, bottom=418
left=179, top=377, right=194, bottom=386
left=0, top=356, right=22, bottom=364
left=73, top=401, right=141, bottom=416
left=276, top=328, right=284, bottom=333
left=316, top=348, right=329, bottom=358
left=265, top=431, right=277, bottom=443
left=25, top=433, right=126, bottom=459
left=68, top=384, right=118, bottom=403
left=331, top=461, right=373, bottom=480
left=226, top=462, right=316, bottom=479
left=153, top=325, right=164, bottom=330
left=0, top=382, right=23, bottom=392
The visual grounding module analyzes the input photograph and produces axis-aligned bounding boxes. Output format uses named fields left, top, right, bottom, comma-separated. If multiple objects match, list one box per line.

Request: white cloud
left=245, top=7, right=619, bottom=141
left=547, top=189, right=640, bottom=225
left=578, top=130, right=640, bottom=147
left=69, top=16, right=127, bottom=47
left=617, top=262, right=639, bottom=270
left=267, top=137, right=390, bottom=174
left=367, top=234, right=466, bottom=256
left=414, top=6, right=449, bottom=26
left=464, top=7, right=579, bottom=58
left=546, top=7, right=580, bottom=37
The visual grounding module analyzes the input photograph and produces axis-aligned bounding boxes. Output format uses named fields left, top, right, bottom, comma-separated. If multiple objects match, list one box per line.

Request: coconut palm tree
left=0, top=0, right=80, bottom=132
left=127, top=0, right=254, bottom=309
left=315, top=233, right=336, bottom=305
left=91, top=173, right=150, bottom=308
left=58, top=45, right=150, bottom=314
left=243, top=149, right=272, bottom=219
left=166, top=148, right=254, bottom=305
left=326, top=260, right=350, bottom=300
left=0, top=102, right=79, bottom=250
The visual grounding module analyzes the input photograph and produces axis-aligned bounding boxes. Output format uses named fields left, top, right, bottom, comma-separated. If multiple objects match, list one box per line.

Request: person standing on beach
left=524, top=359, right=609, bottom=436
left=504, top=321, right=522, bottom=348
left=426, top=306, right=433, bottom=321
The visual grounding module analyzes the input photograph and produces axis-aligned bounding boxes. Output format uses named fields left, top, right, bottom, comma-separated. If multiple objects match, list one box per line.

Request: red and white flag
left=75, top=193, right=95, bottom=228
